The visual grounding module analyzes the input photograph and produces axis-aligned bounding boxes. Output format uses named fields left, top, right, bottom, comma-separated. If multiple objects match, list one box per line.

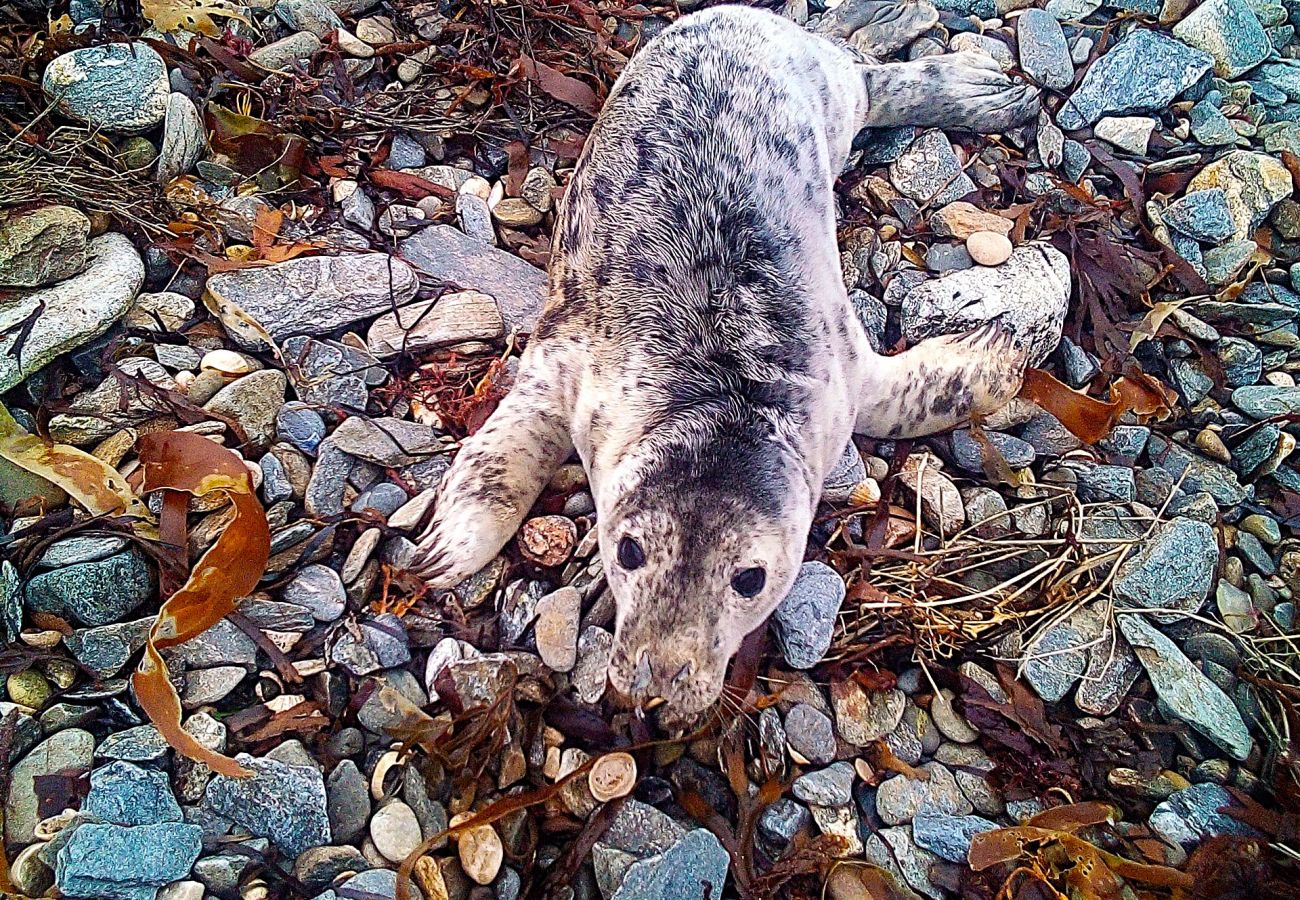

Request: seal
left=409, top=1, right=1050, bottom=718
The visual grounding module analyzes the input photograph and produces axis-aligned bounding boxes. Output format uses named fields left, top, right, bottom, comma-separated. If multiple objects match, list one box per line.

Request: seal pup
left=409, top=2, right=1044, bottom=718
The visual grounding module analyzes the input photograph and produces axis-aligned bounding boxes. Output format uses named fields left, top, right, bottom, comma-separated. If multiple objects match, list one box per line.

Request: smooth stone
left=965, top=231, right=1012, bottom=266
left=398, top=225, right=547, bottom=334
left=325, top=760, right=369, bottom=845
left=758, top=799, right=811, bottom=848
left=206, top=254, right=419, bottom=341
left=1233, top=385, right=1300, bottom=418
left=792, top=762, right=855, bottom=807
left=833, top=682, right=906, bottom=746
left=367, top=289, right=505, bottom=358
left=948, top=428, right=1035, bottom=472
left=0, top=205, right=88, bottom=288
left=1023, top=620, right=1087, bottom=702
left=95, top=726, right=168, bottom=764
left=1057, top=30, right=1213, bottom=129
left=1094, top=115, right=1156, bottom=154
left=863, top=826, right=942, bottom=898
left=534, top=587, right=581, bottom=672
left=1113, top=518, right=1218, bottom=619
left=248, top=30, right=322, bottom=69
left=1119, top=615, right=1252, bottom=760
left=929, top=201, right=1012, bottom=239
left=329, top=416, right=441, bottom=467
left=65, top=619, right=153, bottom=679
left=771, top=561, right=845, bottom=669
left=42, top=43, right=169, bottom=133
left=202, top=370, right=286, bottom=452
left=900, top=243, right=1070, bottom=365
left=0, top=233, right=143, bottom=392
left=913, top=812, right=998, bottom=863
left=785, top=703, right=836, bottom=764
left=276, top=404, right=327, bottom=456
left=369, top=799, right=421, bottom=863
left=157, top=93, right=204, bottom=184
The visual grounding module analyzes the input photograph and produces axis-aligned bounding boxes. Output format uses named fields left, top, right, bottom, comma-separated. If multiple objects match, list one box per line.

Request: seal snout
left=609, top=641, right=711, bottom=714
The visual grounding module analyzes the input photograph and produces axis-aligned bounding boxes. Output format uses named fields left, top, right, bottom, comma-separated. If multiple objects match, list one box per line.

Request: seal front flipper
left=853, top=322, right=1030, bottom=439
left=811, top=0, right=939, bottom=58
left=862, top=51, right=1039, bottom=132
left=408, top=371, right=573, bottom=588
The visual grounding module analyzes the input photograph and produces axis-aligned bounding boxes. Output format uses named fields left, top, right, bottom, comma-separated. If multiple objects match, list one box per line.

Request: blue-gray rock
left=947, top=429, right=1035, bottom=473
left=1018, top=10, right=1073, bottom=90
left=276, top=403, right=327, bottom=454
left=352, top=482, right=409, bottom=517
left=1236, top=531, right=1277, bottom=575
left=876, top=762, right=973, bottom=825
left=1169, top=357, right=1214, bottom=405
left=282, top=563, right=347, bottom=622
left=792, top=762, right=855, bottom=807
left=1173, top=0, right=1271, bottom=78
left=0, top=703, right=41, bottom=763
left=204, top=754, right=331, bottom=858
left=1023, top=620, right=1087, bottom=702
left=1062, top=139, right=1090, bottom=182
left=274, top=0, right=344, bottom=36
left=1216, top=337, right=1263, bottom=387
left=912, top=812, right=998, bottom=863
left=1098, top=425, right=1150, bottom=463
left=1119, top=615, right=1252, bottom=760
left=1204, top=241, right=1257, bottom=286
left=1233, top=384, right=1300, bottom=418
left=311, top=867, right=425, bottom=900
left=771, top=561, right=845, bottom=669
left=329, top=612, right=411, bottom=675
left=1148, top=783, right=1257, bottom=849
left=757, top=799, right=810, bottom=848
left=785, top=703, right=836, bottom=765
left=849, top=290, right=888, bottom=352
left=1, top=561, right=20, bottom=643
left=1058, top=335, right=1099, bottom=386
left=1057, top=30, right=1213, bottom=129
left=1113, top=518, right=1218, bottom=619
left=1187, top=151, right=1293, bottom=241
left=1164, top=189, right=1235, bottom=243
left=24, top=549, right=153, bottom=627
left=1076, top=464, right=1136, bottom=503
left=889, top=130, right=976, bottom=207
left=42, top=44, right=169, bottom=133
left=856, top=126, right=917, bottom=166
left=1172, top=232, right=1206, bottom=276
left=260, top=452, right=293, bottom=504
left=95, top=726, right=168, bottom=764
left=925, top=243, right=974, bottom=273
left=1233, top=423, right=1284, bottom=476
left=56, top=822, right=202, bottom=900
left=1018, top=410, right=1081, bottom=456
left=1188, top=100, right=1238, bottom=146
left=612, top=829, right=729, bottom=900
left=1147, top=434, right=1249, bottom=505
left=1242, top=281, right=1300, bottom=308
left=326, top=760, right=370, bottom=845
left=84, top=761, right=181, bottom=826
left=330, top=416, right=439, bottom=468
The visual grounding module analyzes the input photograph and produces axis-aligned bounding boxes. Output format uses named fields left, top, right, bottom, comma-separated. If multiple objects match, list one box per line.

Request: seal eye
left=731, top=567, right=766, bottom=597
left=617, top=536, right=646, bottom=570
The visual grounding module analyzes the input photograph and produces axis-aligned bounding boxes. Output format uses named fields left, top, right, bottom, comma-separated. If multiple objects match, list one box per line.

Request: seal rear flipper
left=853, top=322, right=1029, bottom=439
left=408, top=376, right=573, bottom=589
left=811, top=0, right=939, bottom=58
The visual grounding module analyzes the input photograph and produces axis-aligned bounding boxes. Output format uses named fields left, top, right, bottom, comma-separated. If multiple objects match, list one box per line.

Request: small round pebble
left=966, top=231, right=1013, bottom=266
left=457, top=822, right=504, bottom=885
left=369, top=799, right=422, bottom=863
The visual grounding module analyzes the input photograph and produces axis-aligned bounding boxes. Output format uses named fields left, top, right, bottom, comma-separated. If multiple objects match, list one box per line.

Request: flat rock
left=1233, top=385, right=1300, bottom=418
left=611, top=828, right=729, bottom=900
left=0, top=205, right=88, bottom=287
left=202, top=369, right=286, bottom=452
left=367, top=289, right=505, bottom=357
left=889, top=130, right=976, bottom=207
left=929, top=201, right=1013, bottom=239
left=1023, top=620, right=1088, bottom=702
left=398, top=225, right=547, bottom=333
left=42, top=43, right=169, bottom=133
left=157, top=92, right=204, bottom=184
left=913, top=812, right=999, bottom=863
left=206, top=253, right=419, bottom=340
left=1187, top=151, right=1293, bottom=242
left=771, top=561, right=845, bottom=669
left=5, top=729, right=95, bottom=845
left=84, top=760, right=181, bottom=826
left=329, top=416, right=441, bottom=466
left=897, top=454, right=965, bottom=537
left=205, top=754, right=331, bottom=858
left=248, top=30, right=322, bottom=69
left=832, top=681, right=906, bottom=746
left=24, top=549, right=153, bottom=627
left=1113, top=517, right=1218, bottom=619
left=55, top=822, right=202, bottom=899
left=1017, top=9, right=1073, bottom=90
left=1119, top=614, right=1252, bottom=760
left=1164, top=188, right=1235, bottom=243
left=1148, top=783, right=1257, bottom=849
left=0, top=233, right=143, bottom=392
left=66, top=619, right=153, bottom=678
left=900, top=243, right=1070, bottom=365
left=1057, top=29, right=1213, bottom=129
left=876, top=762, right=973, bottom=825
left=1094, top=115, right=1156, bottom=154
left=1172, top=0, right=1271, bottom=78
left=1147, top=434, right=1249, bottom=506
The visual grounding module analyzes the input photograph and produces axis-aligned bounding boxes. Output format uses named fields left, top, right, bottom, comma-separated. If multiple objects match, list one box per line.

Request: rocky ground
left=1, top=0, right=1300, bottom=898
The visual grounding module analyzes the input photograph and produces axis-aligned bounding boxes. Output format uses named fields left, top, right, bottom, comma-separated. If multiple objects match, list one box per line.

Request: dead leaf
left=1128, top=299, right=1185, bottom=352
left=369, top=168, right=455, bottom=200
left=142, top=0, right=247, bottom=37
left=0, top=402, right=154, bottom=527
left=132, top=431, right=270, bottom=778
left=514, top=56, right=600, bottom=115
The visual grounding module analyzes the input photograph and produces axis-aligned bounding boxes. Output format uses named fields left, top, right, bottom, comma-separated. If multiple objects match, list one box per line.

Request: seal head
left=601, top=424, right=813, bottom=718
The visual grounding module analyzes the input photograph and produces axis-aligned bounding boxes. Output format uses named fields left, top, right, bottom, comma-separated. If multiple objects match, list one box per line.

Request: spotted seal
left=410, top=1, right=1051, bottom=718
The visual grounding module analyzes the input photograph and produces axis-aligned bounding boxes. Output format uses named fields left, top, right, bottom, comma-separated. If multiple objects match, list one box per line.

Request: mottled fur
left=411, top=2, right=1039, bottom=718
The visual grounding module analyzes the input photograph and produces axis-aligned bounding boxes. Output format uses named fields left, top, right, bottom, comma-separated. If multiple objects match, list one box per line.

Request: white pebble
left=966, top=231, right=1013, bottom=266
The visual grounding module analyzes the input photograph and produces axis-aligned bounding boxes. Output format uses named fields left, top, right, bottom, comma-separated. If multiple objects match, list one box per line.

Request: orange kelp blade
left=132, top=431, right=271, bottom=777
left=1017, top=368, right=1125, bottom=445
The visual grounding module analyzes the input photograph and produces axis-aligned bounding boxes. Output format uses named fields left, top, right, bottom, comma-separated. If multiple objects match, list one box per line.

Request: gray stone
left=603, top=799, right=688, bottom=856
left=0, top=205, right=88, bottom=288
left=1018, top=411, right=1081, bottom=456
left=771, top=561, right=845, bottom=669
left=1057, top=30, right=1213, bottom=129
left=900, top=243, right=1070, bottom=365
left=157, top=93, right=204, bottom=184
left=248, top=30, right=322, bottom=70
left=1017, top=10, right=1072, bottom=90
left=1217, top=337, right=1263, bottom=387
left=1147, top=434, right=1249, bottom=505
left=328, top=612, right=411, bottom=675
left=1234, top=385, right=1300, bottom=418
left=1113, top=518, right=1217, bottom=619
left=274, top=0, right=343, bottom=36
left=398, top=225, right=547, bottom=334
left=785, top=703, right=836, bottom=765
left=6, top=729, right=95, bottom=845
left=1173, top=0, right=1271, bottom=78
left=330, top=416, right=442, bottom=466
left=55, top=822, right=202, bottom=899
left=1076, top=464, right=1136, bottom=503
left=42, top=43, right=169, bottom=133
left=326, top=760, right=370, bottom=845
left=948, top=429, right=1035, bottom=473
left=1023, top=621, right=1087, bottom=702
left=24, top=549, right=152, bottom=627
left=206, top=254, right=419, bottom=341
left=203, top=370, right=286, bottom=452
left=276, top=403, right=327, bottom=454
left=912, top=812, right=998, bottom=863
left=1165, top=189, right=1235, bottom=243
left=1189, top=100, right=1238, bottom=146
left=84, top=761, right=181, bottom=826
left=863, top=826, right=943, bottom=899
left=875, top=762, right=972, bottom=825
left=204, top=754, right=331, bottom=858
left=65, top=618, right=153, bottom=678
left=1204, top=241, right=1257, bottom=286
left=1119, top=615, right=1252, bottom=760
left=95, top=726, right=168, bottom=764
left=611, top=829, right=729, bottom=900
left=169, top=617, right=257, bottom=668
left=792, top=762, right=854, bottom=807
left=0, top=233, right=143, bottom=392
left=1095, top=115, right=1156, bottom=154
left=889, top=130, right=976, bottom=207
left=1187, top=151, right=1293, bottom=242
left=757, top=798, right=810, bottom=848
left=1149, top=783, right=1257, bottom=849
